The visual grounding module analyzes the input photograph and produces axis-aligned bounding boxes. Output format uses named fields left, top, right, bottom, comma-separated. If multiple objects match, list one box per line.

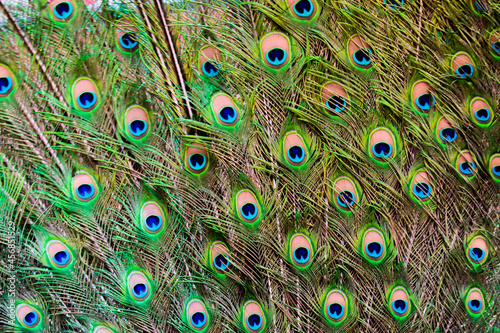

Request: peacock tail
left=0, top=0, right=499, bottom=332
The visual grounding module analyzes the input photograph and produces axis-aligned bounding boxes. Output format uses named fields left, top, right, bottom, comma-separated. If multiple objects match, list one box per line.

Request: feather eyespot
left=70, top=77, right=100, bottom=113
left=455, top=150, right=476, bottom=179
left=409, top=169, right=434, bottom=202
left=466, top=235, right=489, bottom=266
left=388, top=286, right=411, bottom=319
left=348, top=35, right=373, bottom=70
left=115, top=20, right=139, bottom=53
left=16, top=304, right=41, bottom=329
left=288, top=0, right=318, bottom=20
left=384, top=0, right=404, bottom=9
left=127, top=271, right=151, bottom=302
left=288, top=233, right=314, bottom=269
left=469, top=97, right=493, bottom=127
left=46, top=239, right=73, bottom=269
left=436, top=116, right=458, bottom=145
left=323, top=289, right=348, bottom=324
left=368, top=127, right=396, bottom=163
left=361, top=228, right=386, bottom=263
left=321, top=81, right=349, bottom=115
left=451, top=52, right=475, bottom=79
left=472, top=0, right=488, bottom=14
left=211, top=92, right=241, bottom=127
left=93, top=325, right=115, bottom=333
left=490, top=31, right=500, bottom=58
left=260, top=32, right=292, bottom=70
left=332, top=176, right=360, bottom=213
left=185, top=144, right=209, bottom=175
left=200, top=46, right=221, bottom=77
left=139, top=201, right=165, bottom=234
left=411, top=80, right=435, bottom=114
left=0, top=65, right=16, bottom=98
left=283, top=131, right=308, bottom=167
left=71, top=171, right=99, bottom=202
left=235, top=189, right=261, bottom=224
left=242, top=301, right=266, bottom=333
left=489, top=153, right=500, bottom=181
left=186, top=299, right=210, bottom=331
left=465, top=287, right=485, bottom=317
left=49, top=0, right=76, bottom=23
left=209, top=241, right=231, bottom=274
left=124, top=105, right=150, bottom=140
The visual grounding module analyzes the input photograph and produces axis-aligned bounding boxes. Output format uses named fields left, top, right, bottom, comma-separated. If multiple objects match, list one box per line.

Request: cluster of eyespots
left=489, top=154, right=500, bottom=181
left=451, top=52, right=475, bottom=79
left=465, top=287, right=485, bottom=317
left=139, top=201, right=165, bottom=235
left=123, top=105, right=150, bottom=140
left=242, top=301, right=266, bottom=333
left=235, top=189, right=261, bottom=224
left=288, top=233, right=314, bottom=269
left=282, top=131, right=308, bottom=168
left=70, top=77, right=100, bottom=113
left=199, top=46, right=221, bottom=77
left=332, top=176, right=360, bottom=213
left=289, top=0, right=317, bottom=20
left=209, top=241, right=231, bottom=274
left=186, top=299, right=210, bottom=332
left=409, top=169, right=434, bottom=203
left=115, top=20, right=139, bottom=53
left=436, top=117, right=458, bottom=146
left=16, top=303, right=42, bottom=330
left=0, top=65, right=15, bottom=98
left=411, top=80, right=436, bottom=114
left=469, top=97, right=493, bottom=127
left=46, top=239, right=73, bottom=269
left=348, top=35, right=373, bottom=70
left=455, top=150, right=476, bottom=179
left=210, top=92, right=241, bottom=127
left=323, top=289, right=348, bottom=325
left=260, top=32, right=292, bottom=70
left=388, top=286, right=411, bottom=319
left=71, top=171, right=98, bottom=202
left=127, top=271, right=151, bottom=302
left=466, top=235, right=489, bottom=266
left=360, top=228, right=386, bottom=263
left=49, top=0, right=76, bottom=23
left=368, top=127, right=396, bottom=163
left=185, top=144, right=209, bottom=175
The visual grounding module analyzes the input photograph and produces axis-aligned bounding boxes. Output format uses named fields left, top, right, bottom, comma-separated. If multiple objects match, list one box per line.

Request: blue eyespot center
left=76, top=183, right=95, bottom=200
left=145, top=215, right=162, bottom=231
left=240, top=202, right=257, bottom=220
left=474, top=108, right=490, bottom=122
left=214, top=254, right=229, bottom=270
left=392, top=299, right=408, bottom=314
left=191, top=312, right=206, bottom=328
left=470, top=247, right=485, bottom=262
left=456, top=64, right=473, bottom=78
left=53, top=250, right=70, bottom=265
left=120, top=33, right=138, bottom=49
left=202, top=61, right=220, bottom=77
left=468, top=299, right=482, bottom=311
left=132, top=283, right=149, bottom=299
left=247, top=314, right=262, bottom=330
left=459, top=162, right=475, bottom=175
left=336, top=191, right=354, bottom=208
left=0, top=77, right=13, bottom=94
left=54, top=2, right=73, bottom=20
left=353, top=48, right=372, bottom=66
left=474, top=0, right=487, bottom=11
left=287, top=145, right=305, bottom=163
left=266, top=48, right=287, bottom=66
left=416, top=93, right=435, bottom=111
left=328, top=303, right=344, bottom=319
left=326, top=95, right=346, bottom=113
left=293, top=0, right=313, bottom=17
left=188, top=154, right=206, bottom=171
left=413, top=182, right=431, bottom=199
left=129, top=119, right=148, bottom=137
left=366, top=242, right=383, bottom=258
left=293, top=247, right=310, bottom=264
left=23, top=311, right=38, bottom=326
left=219, top=106, right=237, bottom=123
left=493, top=41, right=500, bottom=53
left=372, top=142, right=392, bottom=158
left=77, top=92, right=97, bottom=109
left=440, top=128, right=457, bottom=143
left=493, top=165, right=500, bottom=176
